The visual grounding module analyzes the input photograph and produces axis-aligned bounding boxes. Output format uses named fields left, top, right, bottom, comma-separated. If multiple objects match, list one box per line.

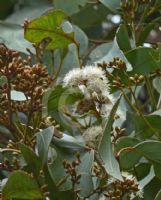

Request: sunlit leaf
left=2, top=171, right=43, bottom=199
left=24, top=10, right=78, bottom=49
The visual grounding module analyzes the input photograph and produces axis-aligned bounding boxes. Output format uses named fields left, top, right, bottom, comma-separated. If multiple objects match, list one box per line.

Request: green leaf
left=6, top=1, right=52, bottom=24
left=48, top=146, right=73, bottom=191
left=47, top=85, right=84, bottom=112
left=76, top=151, right=94, bottom=196
left=116, top=136, right=141, bottom=169
left=134, top=114, right=161, bottom=139
left=52, top=132, right=85, bottom=150
left=19, top=143, right=41, bottom=178
left=135, top=140, right=161, bottom=162
left=36, top=126, right=54, bottom=165
left=53, top=0, right=88, bottom=15
left=0, top=22, right=34, bottom=54
left=71, top=4, right=110, bottom=30
left=78, top=173, right=94, bottom=197
left=139, top=166, right=155, bottom=188
left=73, top=25, right=88, bottom=55
left=154, top=162, right=161, bottom=180
left=138, top=16, right=161, bottom=45
left=125, top=47, right=160, bottom=75
left=24, top=10, right=78, bottom=49
left=144, top=177, right=161, bottom=200
left=99, top=0, right=120, bottom=12
left=43, top=164, right=59, bottom=200
left=120, top=140, right=161, bottom=164
left=2, top=171, right=43, bottom=199
left=77, top=150, right=94, bottom=173
left=99, top=96, right=123, bottom=181
left=135, top=163, right=151, bottom=181
left=116, top=24, right=131, bottom=52
left=89, top=42, right=112, bottom=63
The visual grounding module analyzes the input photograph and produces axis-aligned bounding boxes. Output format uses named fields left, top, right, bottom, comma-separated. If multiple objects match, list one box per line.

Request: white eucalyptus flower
left=63, top=66, right=108, bottom=97
left=82, top=126, right=103, bottom=148
left=63, top=68, right=82, bottom=87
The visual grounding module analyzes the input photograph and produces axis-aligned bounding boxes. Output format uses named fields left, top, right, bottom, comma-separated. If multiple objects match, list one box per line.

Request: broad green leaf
left=138, top=16, right=161, bottom=45
left=120, top=140, right=161, bottom=171
left=0, top=22, right=34, bottom=54
left=115, top=136, right=140, bottom=152
left=43, top=164, right=59, bottom=200
left=53, top=0, right=88, bottom=15
left=120, top=140, right=161, bottom=164
left=24, top=10, right=78, bottom=50
left=139, top=166, right=155, bottom=188
left=2, top=171, right=43, bottom=199
left=77, top=150, right=94, bottom=173
left=36, top=126, right=54, bottom=165
left=154, top=162, right=161, bottom=180
left=47, top=85, right=84, bottom=112
left=79, top=173, right=94, bottom=197
left=48, top=146, right=73, bottom=191
left=73, top=25, right=88, bottom=55
left=134, top=114, right=161, bottom=139
left=116, top=136, right=141, bottom=169
left=99, top=0, right=120, bottom=12
left=71, top=4, right=110, bottom=30
left=6, top=1, right=52, bottom=24
left=135, top=163, right=151, bottom=181
left=99, top=96, right=123, bottom=181
left=144, top=177, right=161, bottom=200
left=52, top=133, right=85, bottom=150
left=89, top=42, right=112, bottom=63
left=116, top=24, right=131, bottom=52
left=19, top=143, right=41, bottom=177
left=125, top=47, right=160, bottom=75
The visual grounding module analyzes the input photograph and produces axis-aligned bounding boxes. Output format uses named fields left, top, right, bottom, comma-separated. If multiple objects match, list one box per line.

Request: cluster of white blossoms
left=63, top=66, right=109, bottom=98
left=82, top=126, right=103, bottom=148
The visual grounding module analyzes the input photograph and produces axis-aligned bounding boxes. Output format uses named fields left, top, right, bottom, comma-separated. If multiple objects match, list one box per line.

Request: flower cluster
left=63, top=65, right=114, bottom=118
left=82, top=126, right=103, bottom=149
left=63, top=66, right=108, bottom=97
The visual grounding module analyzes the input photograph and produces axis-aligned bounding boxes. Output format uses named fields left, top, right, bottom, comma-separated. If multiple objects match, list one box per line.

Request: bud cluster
left=0, top=156, right=20, bottom=172
left=129, top=74, right=144, bottom=85
left=0, top=43, right=52, bottom=129
left=98, top=57, right=126, bottom=71
left=111, top=126, right=126, bottom=144
left=97, top=59, right=145, bottom=91
left=62, top=152, right=81, bottom=188
left=104, top=173, right=142, bottom=200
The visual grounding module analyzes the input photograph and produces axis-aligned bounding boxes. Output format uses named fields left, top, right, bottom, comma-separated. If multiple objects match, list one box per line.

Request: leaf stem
left=145, top=76, right=157, bottom=110
left=121, top=88, right=158, bottom=135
